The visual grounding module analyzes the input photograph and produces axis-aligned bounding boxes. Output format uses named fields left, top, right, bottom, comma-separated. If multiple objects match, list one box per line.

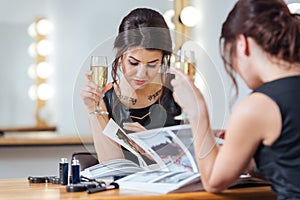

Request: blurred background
left=0, top=0, right=299, bottom=178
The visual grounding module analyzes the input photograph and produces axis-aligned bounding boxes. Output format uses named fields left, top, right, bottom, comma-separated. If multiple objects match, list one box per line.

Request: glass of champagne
left=183, top=50, right=196, bottom=80
left=174, top=50, right=196, bottom=123
left=89, top=55, right=109, bottom=115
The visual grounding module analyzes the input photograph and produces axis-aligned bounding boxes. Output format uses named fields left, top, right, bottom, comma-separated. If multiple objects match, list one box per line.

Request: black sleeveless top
left=253, top=76, right=300, bottom=200
left=103, top=82, right=182, bottom=164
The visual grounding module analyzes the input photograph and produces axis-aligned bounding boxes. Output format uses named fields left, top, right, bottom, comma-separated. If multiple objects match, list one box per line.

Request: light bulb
left=27, top=64, right=36, bottom=79
left=180, top=6, right=200, bottom=27
left=37, top=83, right=54, bottom=100
left=163, top=9, right=175, bottom=30
left=36, top=62, right=53, bottom=78
left=37, top=19, right=54, bottom=35
left=37, top=39, right=53, bottom=56
left=27, top=23, right=36, bottom=38
left=28, top=85, right=37, bottom=100
left=28, top=43, right=37, bottom=57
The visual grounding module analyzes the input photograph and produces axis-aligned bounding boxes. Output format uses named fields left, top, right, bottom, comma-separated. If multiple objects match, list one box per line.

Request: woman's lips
left=134, top=80, right=146, bottom=85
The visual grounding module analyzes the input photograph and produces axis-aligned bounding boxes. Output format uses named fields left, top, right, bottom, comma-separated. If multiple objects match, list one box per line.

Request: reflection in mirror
left=27, top=17, right=55, bottom=129
left=0, top=0, right=174, bottom=135
left=0, top=13, right=35, bottom=128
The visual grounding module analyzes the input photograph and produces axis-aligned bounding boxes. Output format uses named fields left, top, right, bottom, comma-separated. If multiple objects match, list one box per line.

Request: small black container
left=59, top=158, right=69, bottom=185
left=71, top=159, right=80, bottom=184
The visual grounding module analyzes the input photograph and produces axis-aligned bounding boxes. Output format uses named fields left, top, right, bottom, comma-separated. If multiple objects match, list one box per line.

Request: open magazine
left=81, top=119, right=268, bottom=193
left=103, top=119, right=199, bottom=172
left=80, top=119, right=200, bottom=187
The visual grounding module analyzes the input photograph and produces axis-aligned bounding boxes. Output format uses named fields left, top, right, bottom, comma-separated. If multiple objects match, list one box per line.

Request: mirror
left=0, top=0, right=174, bottom=134
left=0, top=0, right=41, bottom=128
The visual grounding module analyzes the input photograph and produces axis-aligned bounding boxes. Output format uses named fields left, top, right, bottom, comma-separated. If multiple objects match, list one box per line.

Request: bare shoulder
left=229, top=92, right=281, bottom=145
left=234, top=92, right=278, bottom=116
left=212, top=93, right=282, bottom=182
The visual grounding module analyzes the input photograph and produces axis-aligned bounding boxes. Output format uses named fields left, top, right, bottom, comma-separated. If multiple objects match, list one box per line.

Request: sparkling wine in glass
left=90, top=56, right=109, bottom=115
left=183, top=50, right=196, bottom=80
left=174, top=50, right=196, bottom=123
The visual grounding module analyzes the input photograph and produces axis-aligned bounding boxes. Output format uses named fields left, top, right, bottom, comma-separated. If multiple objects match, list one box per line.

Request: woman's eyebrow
left=128, top=56, right=159, bottom=63
left=147, top=59, right=159, bottom=63
left=128, top=56, right=140, bottom=62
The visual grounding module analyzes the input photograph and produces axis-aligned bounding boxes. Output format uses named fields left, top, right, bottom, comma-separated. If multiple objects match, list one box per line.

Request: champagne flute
left=173, top=50, right=196, bottom=123
left=183, top=50, right=196, bottom=80
left=89, top=55, right=109, bottom=115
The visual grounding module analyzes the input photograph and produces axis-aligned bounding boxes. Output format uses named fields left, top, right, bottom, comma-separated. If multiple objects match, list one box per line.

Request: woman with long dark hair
left=171, top=0, right=300, bottom=199
left=81, top=8, right=181, bottom=164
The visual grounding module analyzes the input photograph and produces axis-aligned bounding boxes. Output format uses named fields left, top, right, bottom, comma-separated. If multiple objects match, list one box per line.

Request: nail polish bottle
left=71, top=159, right=80, bottom=184
left=59, top=158, right=69, bottom=185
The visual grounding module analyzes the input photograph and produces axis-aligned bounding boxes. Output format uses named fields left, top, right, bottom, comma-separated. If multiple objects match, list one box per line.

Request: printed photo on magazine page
left=103, top=119, right=157, bottom=168
left=129, top=126, right=198, bottom=172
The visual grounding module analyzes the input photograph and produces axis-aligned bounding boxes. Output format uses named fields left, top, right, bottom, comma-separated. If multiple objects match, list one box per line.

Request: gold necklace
left=130, top=112, right=151, bottom=120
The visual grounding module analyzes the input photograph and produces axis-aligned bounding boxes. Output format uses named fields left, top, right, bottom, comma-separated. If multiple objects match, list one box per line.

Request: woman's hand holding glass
left=173, top=50, right=196, bottom=123
left=170, top=67, right=207, bottom=122
left=80, top=72, right=103, bottom=114
left=80, top=56, right=109, bottom=115
left=89, top=56, right=109, bottom=115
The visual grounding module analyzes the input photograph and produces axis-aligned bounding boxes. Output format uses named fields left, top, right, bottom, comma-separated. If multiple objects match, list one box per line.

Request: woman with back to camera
left=171, top=0, right=300, bottom=199
left=80, top=8, right=181, bottom=164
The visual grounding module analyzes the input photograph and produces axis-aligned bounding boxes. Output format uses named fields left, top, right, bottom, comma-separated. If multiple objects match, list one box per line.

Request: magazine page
left=116, top=170, right=200, bottom=194
left=103, top=119, right=159, bottom=168
left=168, top=124, right=195, bottom=160
left=129, top=125, right=199, bottom=172
left=80, top=159, right=145, bottom=180
left=153, top=124, right=224, bottom=169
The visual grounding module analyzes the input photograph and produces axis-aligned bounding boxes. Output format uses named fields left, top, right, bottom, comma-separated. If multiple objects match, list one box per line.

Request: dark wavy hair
left=111, top=7, right=174, bottom=108
left=220, top=0, right=300, bottom=99
left=112, top=8, right=172, bottom=85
